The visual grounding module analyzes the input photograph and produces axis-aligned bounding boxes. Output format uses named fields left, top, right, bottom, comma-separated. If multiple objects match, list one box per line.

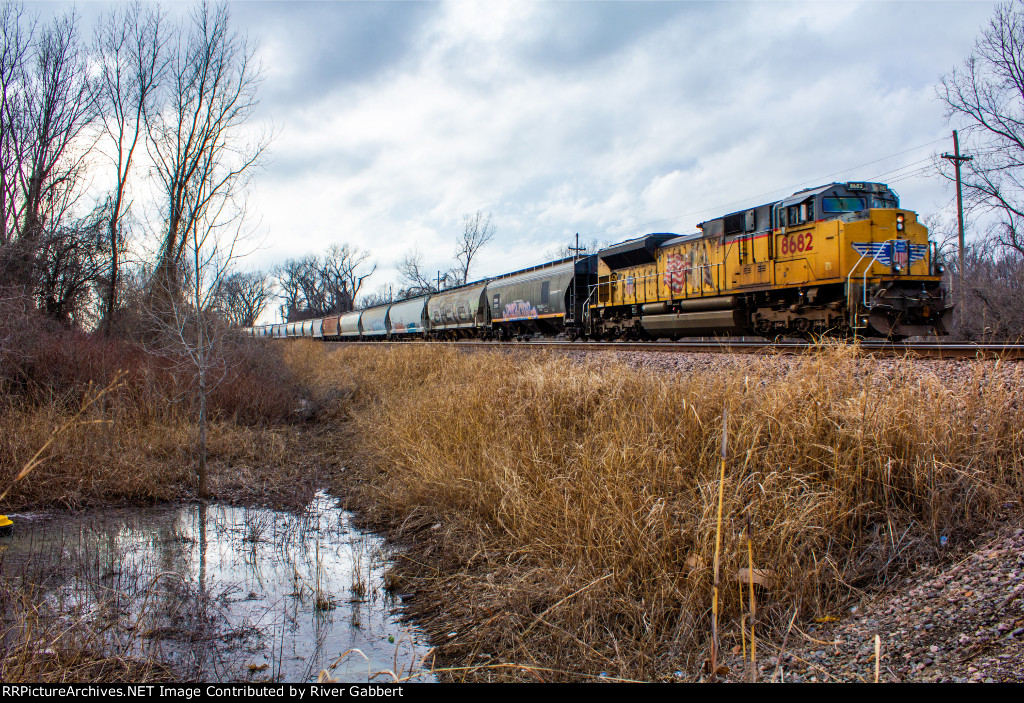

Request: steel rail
left=322, top=339, right=1024, bottom=359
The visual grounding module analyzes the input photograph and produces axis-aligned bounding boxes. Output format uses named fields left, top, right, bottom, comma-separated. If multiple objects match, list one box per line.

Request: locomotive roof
left=779, top=184, right=833, bottom=208
left=597, top=233, right=678, bottom=268
left=661, top=232, right=704, bottom=247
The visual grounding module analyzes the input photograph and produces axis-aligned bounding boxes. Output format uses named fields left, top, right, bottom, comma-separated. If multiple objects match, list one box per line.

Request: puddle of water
left=0, top=492, right=434, bottom=682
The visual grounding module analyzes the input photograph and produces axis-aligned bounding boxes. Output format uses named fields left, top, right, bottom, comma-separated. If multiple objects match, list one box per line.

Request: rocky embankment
left=717, top=521, right=1024, bottom=683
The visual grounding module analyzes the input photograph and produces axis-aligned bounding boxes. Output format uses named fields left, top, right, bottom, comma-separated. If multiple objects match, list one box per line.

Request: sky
left=56, top=0, right=1001, bottom=320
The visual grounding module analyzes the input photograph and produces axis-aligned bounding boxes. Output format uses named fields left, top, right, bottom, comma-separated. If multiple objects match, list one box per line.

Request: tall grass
left=298, top=341, right=1024, bottom=680
left=0, top=321, right=304, bottom=509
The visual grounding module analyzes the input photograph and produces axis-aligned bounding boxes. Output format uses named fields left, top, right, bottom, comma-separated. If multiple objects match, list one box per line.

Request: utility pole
left=568, top=233, right=586, bottom=262
left=567, top=233, right=588, bottom=329
left=941, top=130, right=973, bottom=336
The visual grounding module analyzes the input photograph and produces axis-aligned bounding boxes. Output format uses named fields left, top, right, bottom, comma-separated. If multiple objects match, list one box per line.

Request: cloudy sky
left=65, top=0, right=1000, bottom=318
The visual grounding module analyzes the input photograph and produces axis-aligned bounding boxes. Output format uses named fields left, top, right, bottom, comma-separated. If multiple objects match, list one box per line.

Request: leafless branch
left=93, top=0, right=167, bottom=334
left=452, top=210, right=495, bottom=285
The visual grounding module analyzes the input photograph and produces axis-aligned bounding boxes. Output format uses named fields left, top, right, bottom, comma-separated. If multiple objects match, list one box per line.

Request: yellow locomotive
left=589, top=181, right=951, bottom=339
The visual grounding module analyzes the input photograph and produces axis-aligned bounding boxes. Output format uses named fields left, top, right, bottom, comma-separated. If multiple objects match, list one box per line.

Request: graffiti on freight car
left=503, top=301, right=539, bottom=320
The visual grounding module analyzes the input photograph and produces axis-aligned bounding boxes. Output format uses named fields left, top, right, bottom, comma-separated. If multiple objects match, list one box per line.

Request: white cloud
left=44, top=1, right=1001, bottom=318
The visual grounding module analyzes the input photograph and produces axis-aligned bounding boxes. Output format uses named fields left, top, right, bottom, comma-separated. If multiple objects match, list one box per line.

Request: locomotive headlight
left=936, top=264, right=945, bottom=274
left=896, top=213, right=905, bottom=232
left=894, top=263, right=903, bottom=273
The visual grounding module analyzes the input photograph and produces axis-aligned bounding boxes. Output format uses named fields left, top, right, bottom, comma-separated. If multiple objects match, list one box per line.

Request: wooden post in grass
left=711, top=407, right=728, bottom=680
left=746, top=515, right=757, bottom=682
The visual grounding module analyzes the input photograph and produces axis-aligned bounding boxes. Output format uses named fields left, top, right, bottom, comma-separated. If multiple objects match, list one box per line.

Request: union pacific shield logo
left=894, top=240, right=909, bottom=268
left=851, top=241, right=926, bottom=267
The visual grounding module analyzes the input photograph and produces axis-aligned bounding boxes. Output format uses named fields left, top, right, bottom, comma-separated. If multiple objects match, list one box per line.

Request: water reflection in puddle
left=0, top=492, right=434, bottom=682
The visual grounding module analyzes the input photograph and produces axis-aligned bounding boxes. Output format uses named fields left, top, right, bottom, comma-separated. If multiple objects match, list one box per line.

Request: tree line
left=273, top=210, right=497, bottom=322
left=0, top=0, right=269, bottom=332
left=938, top=0, right=1024, bottom=339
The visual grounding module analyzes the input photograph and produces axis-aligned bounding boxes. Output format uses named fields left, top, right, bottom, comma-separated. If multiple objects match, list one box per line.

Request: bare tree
left=323, top=242, right=375, bottom=313
left=141, top=1, right=269, bottom=498
left=452, top=210, right=495, bottom=285
left=272, top=256, right=308, bottom=321
left=93, top=0, right=166, bottom=334
left=396, top=246, right=444, bottom=297
left=0, top=0, right=33, bottom=248
left=954, top=237, right=1024, bottom=339
left=147, top=193, right=247, bottom=498
left=0, top=4, right=110, bottom=327
left=939, top=0, right=1024, bottom=259
left=35, top=200, right=112, bottom=326
left=357, top=282, right=394, bottom=309
left=146, top=1, right=267, bottom=296
left=215, top=269, right=269, bottom=326
left=292, top=254, right=326, bottom=317
left=273, top=244, right=374, bottom=319
left=15, top=7, right=97, bottom=245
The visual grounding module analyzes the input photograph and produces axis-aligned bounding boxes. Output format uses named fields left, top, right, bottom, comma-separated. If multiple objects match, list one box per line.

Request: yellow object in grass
left=0, top=514, right=12, bottom=536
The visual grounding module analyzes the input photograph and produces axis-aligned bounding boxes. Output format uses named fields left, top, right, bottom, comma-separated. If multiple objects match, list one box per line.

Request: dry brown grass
left=0, top=331, right=339, bottom=682
left=296, top=341, right=1024, bottom=681
left=0, top=399, right=337, bottom=509
left=0, top=585, right=175, bottom=683
left=0, top=331, right=319, bottom=510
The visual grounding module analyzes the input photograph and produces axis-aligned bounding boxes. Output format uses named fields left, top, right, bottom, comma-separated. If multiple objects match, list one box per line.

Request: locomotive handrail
left=861, top=239, right=899, bottom=309
left=845, top=238, right=899, bottom=329
left=846, top=251, right=870, bottom=329
left=582, top=283, right=598, bottom=326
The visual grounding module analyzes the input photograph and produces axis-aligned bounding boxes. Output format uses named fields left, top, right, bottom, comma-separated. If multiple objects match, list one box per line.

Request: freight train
left=246, top=181, right=952, bottom=342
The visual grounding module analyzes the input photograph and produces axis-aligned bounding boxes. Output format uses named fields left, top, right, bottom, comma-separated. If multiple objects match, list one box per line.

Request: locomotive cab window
left=822, top=196, right=866, bottom=214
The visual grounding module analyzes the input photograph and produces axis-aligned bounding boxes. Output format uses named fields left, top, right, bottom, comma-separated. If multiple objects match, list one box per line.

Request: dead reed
left=300, top=341, right=1024, bottom=681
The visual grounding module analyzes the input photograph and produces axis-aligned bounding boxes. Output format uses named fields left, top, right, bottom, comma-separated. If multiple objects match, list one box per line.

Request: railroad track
left=324, top=339, right=1024, bottom=359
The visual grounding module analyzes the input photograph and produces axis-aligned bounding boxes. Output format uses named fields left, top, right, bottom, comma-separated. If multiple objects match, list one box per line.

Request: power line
left=480, top=137, right=955, bottom=277
left=577, top=136, right=950, bottom=238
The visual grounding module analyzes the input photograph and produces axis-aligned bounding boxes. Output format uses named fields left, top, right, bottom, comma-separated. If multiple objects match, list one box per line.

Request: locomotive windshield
left=820, top=184, right=898, bottom=215
left=821, top=196, right=866, bottom=213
